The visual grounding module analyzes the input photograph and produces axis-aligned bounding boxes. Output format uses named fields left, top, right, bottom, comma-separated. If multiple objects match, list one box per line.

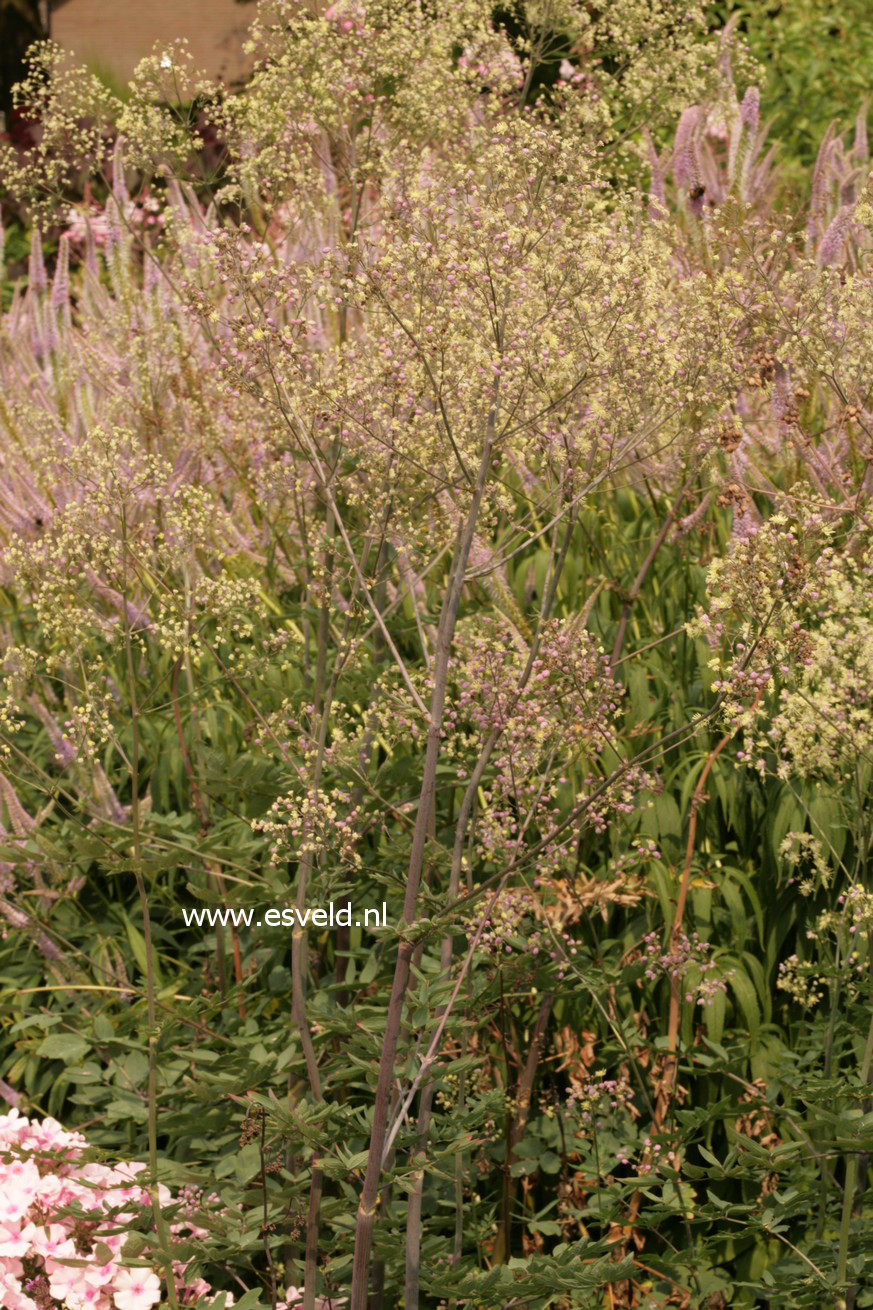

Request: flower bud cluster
left=641, top=930, right=727, bottom=1006
left=566, top=1070, right=635, bottom=1128
left=454, top=618, right=647, bottom=872
left=777, top=954, right=825, bottom=1008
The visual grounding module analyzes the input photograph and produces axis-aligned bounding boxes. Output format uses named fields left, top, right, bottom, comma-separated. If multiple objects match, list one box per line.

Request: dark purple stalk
left=348, top=430, right=496, bottom=1310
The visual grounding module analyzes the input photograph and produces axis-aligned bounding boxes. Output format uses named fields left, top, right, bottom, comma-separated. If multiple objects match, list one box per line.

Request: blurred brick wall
left=48, top=0, right=254, bottom=84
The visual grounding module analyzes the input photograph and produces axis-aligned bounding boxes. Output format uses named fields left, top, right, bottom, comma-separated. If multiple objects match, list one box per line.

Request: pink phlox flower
left=0, top=1189, right=31, bottom=1227
left=112, top=1265, right=162, bottom=1310
left=30, top=1113, right=85, bottom=1154
left=31, top=1221, right=76, bottom=1260
left=86, top=1259, right=119, bottom=1289
left=0, top=1108, right=29, bottom=1145
left=0, top=1156, right=40, bottom=1203
left=39, top=1174, right=79, bottom=1208
left=70, top=1283, right=114, bottom=1309
left=0, top=1219, right=36, bottom=1258
left=49, top=1256, right=91, bottom=1303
